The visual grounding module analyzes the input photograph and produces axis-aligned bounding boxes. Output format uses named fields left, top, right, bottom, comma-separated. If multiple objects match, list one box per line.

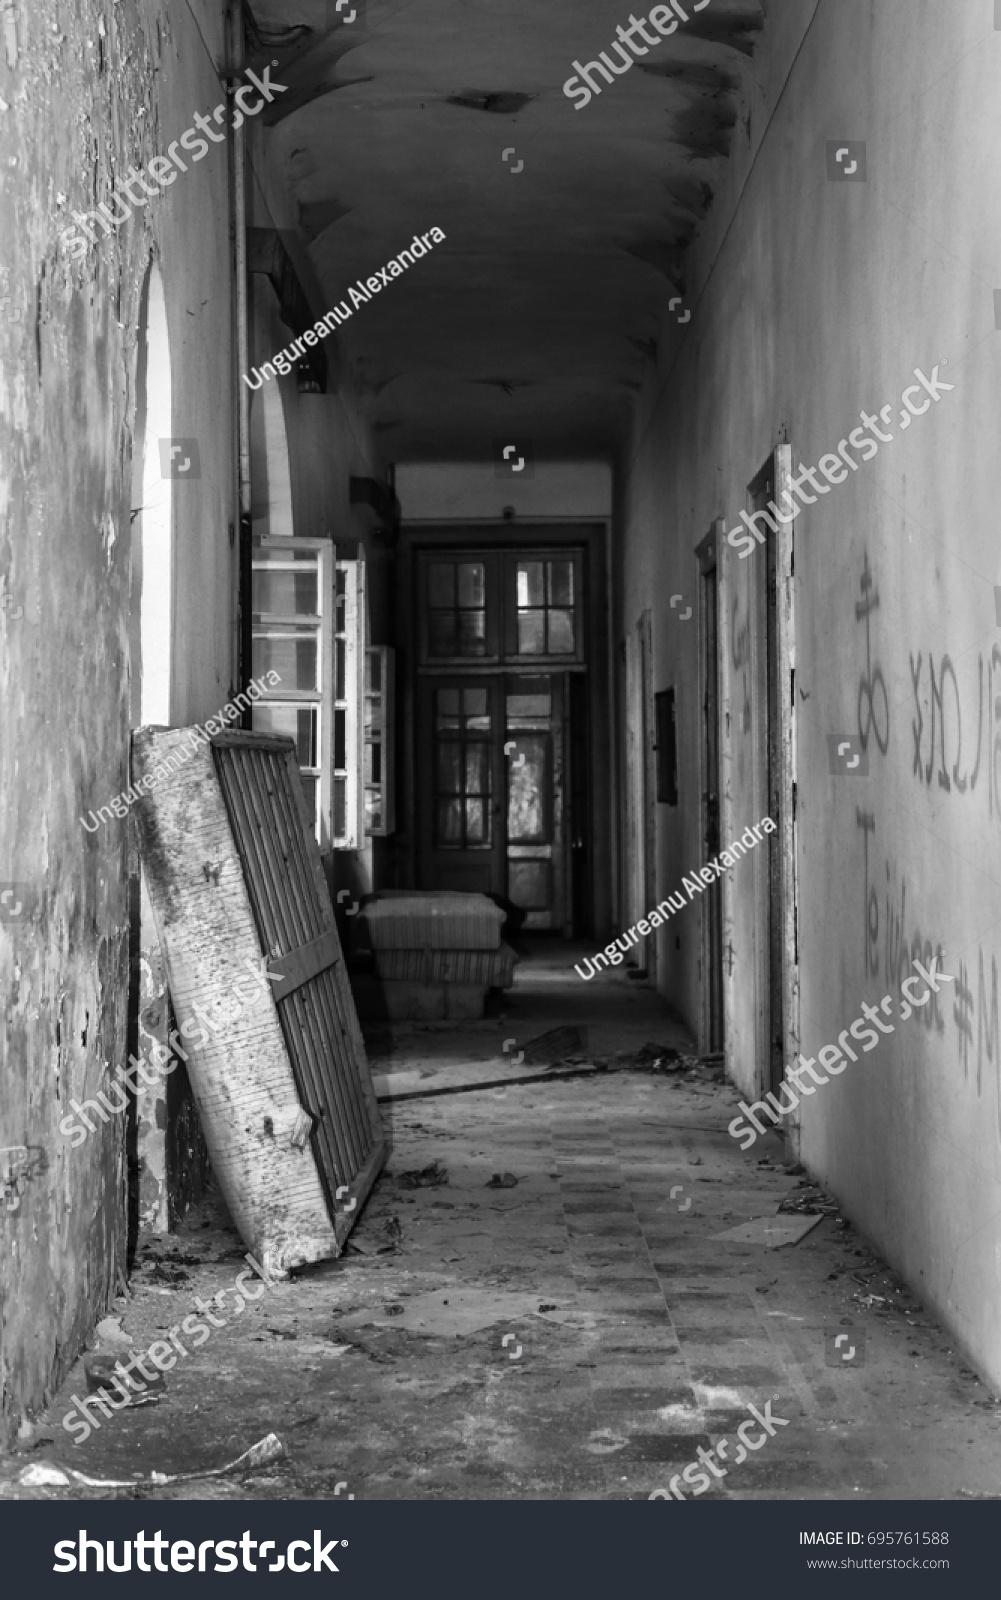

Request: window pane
left=507, top=732, right=548, bottom=842
left=456, top=610, right=486, bottom=655
left=428, top=563, right=455, bottom=607
left=429, top=611, right=457, bottom=656
left=251, top=701, right=290, bottom=738
left=334, top=776, right=346, bottom=838
left=252, top=630, right=319, bottom=690
left=507, top=693, right=552, bottom=718
left=437, top=798, right=463, bottom=846
left=464, top=683, right=491, bottom=729
left=253, top=545, right=315, bottom=563
left=465, top=799, right=486, bottom=843
left=517, top=610, right=545, bottom=654
left=335, top=636, right=345, bottom=699
left=368, top=651, right=381, bottom=694
left=548, top=560, right=574, bottom=606
left=465, top=744, right=488, bottom=796
left=252, top=568, right=319, bottom=617
left=517, top=561, right=544, bottom=607
left=547, top=609, right=575, bottom=654
left=437, top=741, right=463, bottom=794
left=334, top=707, right=346, bottom=769
left=457, top=562, right=485, bottom=608
left=365, top=789, right=383, bottom=832
left=253, top=703, right=318, bottom=767
left=436, top=688, right=460, bottom=727
left=507, top=677, right=552, bottom=718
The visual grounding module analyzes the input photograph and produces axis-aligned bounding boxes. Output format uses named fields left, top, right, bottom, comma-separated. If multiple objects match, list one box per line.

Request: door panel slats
left=212, top=733, right=382, bottom=1219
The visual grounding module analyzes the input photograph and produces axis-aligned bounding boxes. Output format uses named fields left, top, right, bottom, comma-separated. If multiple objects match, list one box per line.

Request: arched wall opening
left=128, top=256, right=194, bottom=1240
left=130, top=259, right=174, bottom=727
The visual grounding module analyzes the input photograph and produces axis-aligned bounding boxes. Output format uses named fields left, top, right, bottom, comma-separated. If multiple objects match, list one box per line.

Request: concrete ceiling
left=247, top=0, right=765, bottom=461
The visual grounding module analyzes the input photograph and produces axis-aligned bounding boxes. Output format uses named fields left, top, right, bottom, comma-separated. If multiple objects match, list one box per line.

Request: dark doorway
left=749, top=464, right=785, bottom=1096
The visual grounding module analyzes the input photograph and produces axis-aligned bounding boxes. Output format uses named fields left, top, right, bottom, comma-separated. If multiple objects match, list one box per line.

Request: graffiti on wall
left=855, top=808, right=999, bottom=1141
left=855, top=552, right=889, bottom=756
left=909, top=644, right=1001, bottom=818
left=953, top=949, right=999, bottom=1116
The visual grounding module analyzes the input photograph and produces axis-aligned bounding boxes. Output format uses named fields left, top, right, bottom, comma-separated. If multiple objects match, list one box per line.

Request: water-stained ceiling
left=246, top=0, right=765, bottom=461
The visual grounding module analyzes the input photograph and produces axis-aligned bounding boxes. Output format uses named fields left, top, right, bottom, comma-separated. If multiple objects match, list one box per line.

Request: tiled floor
left=8, top=945, right=1001, bottom=1501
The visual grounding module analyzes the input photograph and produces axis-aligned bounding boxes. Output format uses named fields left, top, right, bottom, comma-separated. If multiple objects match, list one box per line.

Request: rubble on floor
left=6, top=953, right=1000, bottom=1502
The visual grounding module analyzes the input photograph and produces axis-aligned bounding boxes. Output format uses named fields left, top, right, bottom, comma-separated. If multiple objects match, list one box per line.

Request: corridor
left=2, top=0, right=1001, bottom=1527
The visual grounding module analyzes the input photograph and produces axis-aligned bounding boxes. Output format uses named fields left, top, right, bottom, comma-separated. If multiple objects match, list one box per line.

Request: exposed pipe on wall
left=229, top=0, right=254, bottom=720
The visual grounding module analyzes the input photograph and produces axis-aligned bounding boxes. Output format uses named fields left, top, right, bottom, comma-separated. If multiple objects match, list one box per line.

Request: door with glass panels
left=415, top=546, right=583, bottom=929
left=503, top=673, right=565, bottom=931
left=419, top=677, right=505, bottom=896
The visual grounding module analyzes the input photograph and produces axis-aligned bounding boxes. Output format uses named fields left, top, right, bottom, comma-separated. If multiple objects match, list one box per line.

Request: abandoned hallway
left=6, top=950, right=1000, bottom=1503
left=3, top=0, right=1001, bottom=1530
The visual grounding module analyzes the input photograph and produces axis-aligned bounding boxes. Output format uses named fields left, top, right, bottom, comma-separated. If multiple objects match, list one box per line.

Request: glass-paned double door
left=418, top=672, right=567, bottom=930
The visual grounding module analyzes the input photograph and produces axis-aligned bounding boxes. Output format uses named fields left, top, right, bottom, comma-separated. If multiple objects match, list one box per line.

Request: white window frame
left=365, top=644, right=395, bottom=837
left=251, top=535, right=335, bottom=850
left=334, top=555, right=366, bottom=850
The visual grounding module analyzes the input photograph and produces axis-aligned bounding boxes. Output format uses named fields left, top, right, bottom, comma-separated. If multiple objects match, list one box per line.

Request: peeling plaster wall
left=0, top=0, right=235, bottom=1442
left=621, top=0, right=1001, bottom=1385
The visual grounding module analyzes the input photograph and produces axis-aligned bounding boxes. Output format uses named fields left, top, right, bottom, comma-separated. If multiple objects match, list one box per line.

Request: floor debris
left=399, top=1160, right=449, bottom=1188
left=779, top=1181, right=841, bottom=1216
left=16, top=1433, right=287, bottom=1491
left=19, top=944, right=1001, bottom=1503
left=520, top=1025, right=588, bottom=1064
left=377, top=1062, right=602, bottom=1101
left=84, top=1352, right=165, bottom=1406
left=711, top=1214, right=825, bottom=1247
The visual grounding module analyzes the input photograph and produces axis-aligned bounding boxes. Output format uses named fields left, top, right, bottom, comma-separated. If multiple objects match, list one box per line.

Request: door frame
left=771, top=445, right=800, bottom=1114
left=624, top=612, right=657, bottom=971
left=396, top=520, right=610, bottom=938
left=696, top=525, right=724, bottom=1054
left=718, top=449, right=799, bottom=1106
